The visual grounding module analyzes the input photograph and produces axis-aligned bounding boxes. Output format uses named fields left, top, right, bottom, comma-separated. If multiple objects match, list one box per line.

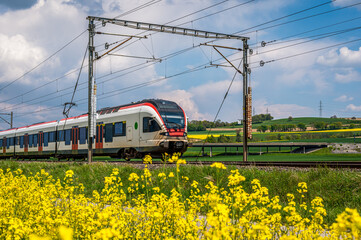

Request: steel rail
left=2, top=158, right=361, bottom=169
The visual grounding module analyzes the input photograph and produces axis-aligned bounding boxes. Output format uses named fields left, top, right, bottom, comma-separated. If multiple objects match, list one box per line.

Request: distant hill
left=252, top=117, right=361, bottom=127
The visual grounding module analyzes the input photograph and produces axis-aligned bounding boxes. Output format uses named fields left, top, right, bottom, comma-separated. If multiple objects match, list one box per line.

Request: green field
left=252, top=117, right=361, bottom=127
left=184, top=152, right=361, bottom=162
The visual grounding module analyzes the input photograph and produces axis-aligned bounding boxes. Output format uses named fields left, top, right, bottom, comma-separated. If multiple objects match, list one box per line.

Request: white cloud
left=155, top=89, right=208, bottom=120
left=333, top=0, right=361, bottom=9
left=254, top=99, right=314, bottom=119
left=334, top=95, right=354, bottom=102
left=189, top=79, right=242, bottom=98
left=346, top=104, right=361, bottom=111
left=317, top=47, right=361, bottom=67
left=334, top=69, right=361, bottom=83
left=0, top=34, right=46, bottom=84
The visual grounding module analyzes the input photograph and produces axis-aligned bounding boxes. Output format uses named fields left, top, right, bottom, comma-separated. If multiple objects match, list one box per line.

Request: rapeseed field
left=0, top=156, right=360, bottom=239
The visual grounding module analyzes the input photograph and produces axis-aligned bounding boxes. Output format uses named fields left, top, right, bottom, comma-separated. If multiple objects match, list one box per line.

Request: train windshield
left=161, top=113, right=185, bottom=129
left=153, top=100, right=185, bottom=130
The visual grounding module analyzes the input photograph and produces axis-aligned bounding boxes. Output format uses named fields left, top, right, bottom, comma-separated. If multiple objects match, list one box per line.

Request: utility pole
left=242, top=39, right=249, bottom=162
left=319, top=101, right=322, bottom=118
left=88, top=19, right=96, bottom=164
left=0, top=112, right=13, bottom=129
left=86, top=16, right=249, bottom=161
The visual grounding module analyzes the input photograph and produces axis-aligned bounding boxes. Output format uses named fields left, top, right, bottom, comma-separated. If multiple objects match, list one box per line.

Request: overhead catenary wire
left=263, top=15, right=361, bottom=46
left=4, top=20, right=359, bottom=114
left=63, top=44, right=88, bottom=117
left=251, top=37, right=361, bottom=68
left=9, top=0, right=327, bottom=109
left=6, top=13, right=358, bottom=109
left=13, top=36, right=361, bottom=120
left=15, top=63, right=215, bottom=118
left=237, top=1, right=361, bottom=36
left=194, top=59, right=243, bottom=162
left=0, top=0, right=164, bottom=104
left=4, top=0, right=358, bottom=120
left=1, top=0, right=235, bottom=110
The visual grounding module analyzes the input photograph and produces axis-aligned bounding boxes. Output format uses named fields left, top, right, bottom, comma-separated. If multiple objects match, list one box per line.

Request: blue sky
left=0, top=0, right=361, bottom=130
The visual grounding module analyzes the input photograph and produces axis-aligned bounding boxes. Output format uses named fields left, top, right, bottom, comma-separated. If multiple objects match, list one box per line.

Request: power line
left=264, top=16, right=361, bottom=46
left=238, top=1, right=361, bottom=35
left=2, top=0, right=234, bottom=111
left=252, top=37, right=361, bottom=67
left=255, top=26, right=361, bottom=56
left=2, top=2, right=358, bottom=117
left=0, top=0, right=164, bottom=103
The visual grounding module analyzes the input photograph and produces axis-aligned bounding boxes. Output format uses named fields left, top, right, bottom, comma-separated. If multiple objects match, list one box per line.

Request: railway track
left=119, top=160, right=361, bottom=168
left=2, top=158, right=361, bottom=168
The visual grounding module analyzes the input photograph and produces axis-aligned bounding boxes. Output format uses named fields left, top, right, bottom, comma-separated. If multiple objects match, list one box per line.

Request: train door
left=2, top=137, right=5, bottom=154
left=24, top=134, right=29, bottom=153
left=126, top=126, right=133, bottom=142
left=72, top=127, right=79, bottom=150
left=95, top=123, right=103, bottom=149
left=38, top=132, right=43, bottom=152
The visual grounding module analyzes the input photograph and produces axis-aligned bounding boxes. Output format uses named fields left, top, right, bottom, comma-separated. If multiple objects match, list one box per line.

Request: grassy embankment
left=0, top=160, right=360, bottom=224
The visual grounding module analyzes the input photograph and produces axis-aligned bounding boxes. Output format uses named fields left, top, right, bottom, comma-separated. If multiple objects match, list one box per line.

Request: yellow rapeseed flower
left=210, top=162, right=226, bottom=170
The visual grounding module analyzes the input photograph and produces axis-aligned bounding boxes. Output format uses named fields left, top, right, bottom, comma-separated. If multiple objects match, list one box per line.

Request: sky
left=0, top=0, right=361, bottom=130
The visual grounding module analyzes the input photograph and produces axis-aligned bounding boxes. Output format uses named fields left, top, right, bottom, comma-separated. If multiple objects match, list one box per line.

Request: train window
left=49, top=132, right=55, bottom=142
left=114, top=122, right=126, bottom=136
left=29, top=135, right=33, bottom=147
left=20, top=136, right=24, bottom=148
left=7, top=138, right=10, bottom=148
left=79, top=127, right=86, bottom=144
left=105, top=123, right=113, bottom=142
left=0, top=139, right=2, bottom=148
left=58, top=130, right=65, bottom=141
left=65, top=129, right=71, bottom=145
left=143, top=117, right=161, bottom=133
left=44, top=132, right=49, bottom=147
left=34, top=134, right=38, bottom=147
left=9, top=137, right=14, bottom=146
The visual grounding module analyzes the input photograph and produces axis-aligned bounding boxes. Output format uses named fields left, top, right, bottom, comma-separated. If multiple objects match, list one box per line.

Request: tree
left=257, top=125, right=268, bottom=133
left=349, top=123, right=355, bottom=129
left=334, top=122, right=342, bottom=129
left=297, top=123, right=306, bottom=131
left=314, top=121, right=326, bottom=130
left=218, top=134, right=231, bottom=143
left=288, top=116, right=293, bottom=121
left=252, top=114, right=274, bottom=123
left=205, top=135, right=216, bottom=143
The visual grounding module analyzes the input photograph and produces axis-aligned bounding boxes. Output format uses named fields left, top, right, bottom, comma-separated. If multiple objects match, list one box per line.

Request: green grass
left=0, top=160, right=360, bottom=225
left=184, top=152, right=361, bottom=162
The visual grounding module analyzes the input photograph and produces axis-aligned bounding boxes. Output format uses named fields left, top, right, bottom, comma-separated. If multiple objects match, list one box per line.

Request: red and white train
left=0, top=99, right=188, bottom=160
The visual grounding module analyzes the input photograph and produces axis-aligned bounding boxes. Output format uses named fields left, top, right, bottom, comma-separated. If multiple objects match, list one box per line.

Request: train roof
left=0, top=99, right=182, bottom=133
left=97, top=99, right=181, bottom=115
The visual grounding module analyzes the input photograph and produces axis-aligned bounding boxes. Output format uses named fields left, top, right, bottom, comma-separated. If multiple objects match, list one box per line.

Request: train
left=0, top=99, right=188, bottom=160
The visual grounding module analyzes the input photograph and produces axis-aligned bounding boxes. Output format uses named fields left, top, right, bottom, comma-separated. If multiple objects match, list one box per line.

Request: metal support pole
left=10, top=112, right=13, bottom=129
left=88, top=19, right=95, bottom=164
left=242, top=39, right=248, bottom=162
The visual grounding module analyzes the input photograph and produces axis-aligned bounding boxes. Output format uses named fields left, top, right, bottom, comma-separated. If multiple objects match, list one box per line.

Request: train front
left=150, top=99, right=188, bottom=154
